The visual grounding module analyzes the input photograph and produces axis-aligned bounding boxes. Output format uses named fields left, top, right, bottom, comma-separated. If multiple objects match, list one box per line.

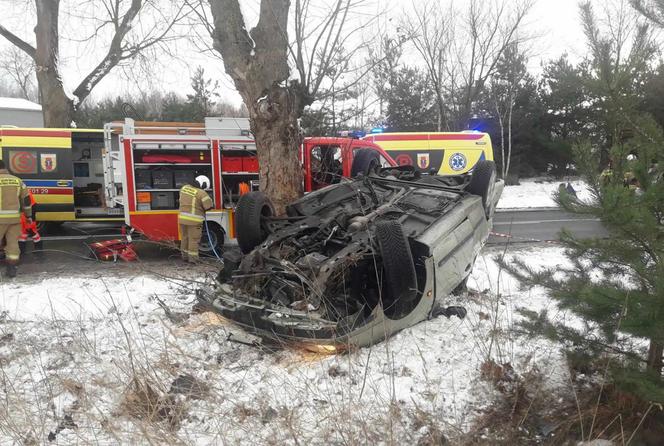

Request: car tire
left=351, top=149, right=380, bottom=177
left=236, top=191, right=274, bottom=253
left=467, top=160, right=497, bottom=218
left=200, top=222, right=225, bottom=257
left=375, top=220, right=418, bottom=311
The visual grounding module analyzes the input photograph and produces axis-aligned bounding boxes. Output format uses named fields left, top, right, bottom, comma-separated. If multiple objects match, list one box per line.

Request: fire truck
left=100, top=118, right=396, bottom=253
left=0, top=118, right=395, bottom=253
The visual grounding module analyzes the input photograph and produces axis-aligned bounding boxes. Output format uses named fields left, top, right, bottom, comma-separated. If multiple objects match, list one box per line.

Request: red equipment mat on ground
left=89, top=239, right=137, bottom=262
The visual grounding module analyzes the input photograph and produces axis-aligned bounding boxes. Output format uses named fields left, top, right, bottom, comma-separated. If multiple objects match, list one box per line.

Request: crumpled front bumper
left=204, top=257, right=438, bottom=351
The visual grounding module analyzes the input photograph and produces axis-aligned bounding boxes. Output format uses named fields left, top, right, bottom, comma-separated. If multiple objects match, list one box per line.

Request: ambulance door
left=0, top=130, right=75, bottom=222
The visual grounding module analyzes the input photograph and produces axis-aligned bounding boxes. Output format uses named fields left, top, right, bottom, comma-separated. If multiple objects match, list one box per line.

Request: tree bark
left=647, top=340, right=663, bottom=375
left=34, top=0, right=74, bottom=127
left=210, top=0, right=308, bottom=213
left=495, top=100, right=505, bottom=178
left=1, top=0, right=183, bottom=128
left=506, top=92, right=513, bottom=179
left=250, top=86, right=304, bottom=213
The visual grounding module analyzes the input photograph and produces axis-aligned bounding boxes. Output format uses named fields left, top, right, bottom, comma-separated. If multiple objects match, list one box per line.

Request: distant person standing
left=178, top=175, right=213, bottom=263
left=0, top=160, right=32, bottom=277
left=565, top=182, right=578, bottom=198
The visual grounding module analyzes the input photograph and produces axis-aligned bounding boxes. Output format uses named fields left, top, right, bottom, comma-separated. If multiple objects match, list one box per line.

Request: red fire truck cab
left=104, top=119, right=395, bottom=254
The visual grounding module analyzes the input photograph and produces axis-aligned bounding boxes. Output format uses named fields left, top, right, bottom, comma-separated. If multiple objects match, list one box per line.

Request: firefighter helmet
left=196, top=175, right=210, bottom=190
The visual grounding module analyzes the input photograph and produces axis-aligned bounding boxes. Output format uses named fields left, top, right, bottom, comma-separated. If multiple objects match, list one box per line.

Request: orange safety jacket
left=19, top=191, right=40, bottom=243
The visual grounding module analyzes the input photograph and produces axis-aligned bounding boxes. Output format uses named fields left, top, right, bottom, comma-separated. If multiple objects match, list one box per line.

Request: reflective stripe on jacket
left=0, top=169, right=31, bottom=224
left=178, top=184, right=213, bottom=225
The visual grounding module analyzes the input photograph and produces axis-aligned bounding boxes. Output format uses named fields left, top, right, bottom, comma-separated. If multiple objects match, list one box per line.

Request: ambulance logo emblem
left=41, top=153, right=57, bottom=172
left=417, top=153, right=430, bottom=169
left=9, top=150, right=37, bottom=174
left=449, top=152, right=467, bottom=171
left=395, top=154, right=413, bottom=166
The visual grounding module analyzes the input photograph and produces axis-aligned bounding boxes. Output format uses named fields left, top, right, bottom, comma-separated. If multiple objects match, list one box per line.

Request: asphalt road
left=6, top=208, right=607, bottom=276
left=489, top=207, right=607, bottom=245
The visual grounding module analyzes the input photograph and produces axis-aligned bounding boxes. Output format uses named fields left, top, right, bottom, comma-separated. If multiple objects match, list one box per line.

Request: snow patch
left=0, top=247, right=577, bottom=443
left=0, top=97, right=41, bottom=111
left=498, top=179, right=594, bottom=209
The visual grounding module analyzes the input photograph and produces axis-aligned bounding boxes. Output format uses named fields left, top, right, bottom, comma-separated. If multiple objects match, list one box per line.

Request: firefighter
left=0, top=159, right=32, bottom=278
left=178, top=175, right=213, bottom=263
left=19, top=189, right=42, bottom=255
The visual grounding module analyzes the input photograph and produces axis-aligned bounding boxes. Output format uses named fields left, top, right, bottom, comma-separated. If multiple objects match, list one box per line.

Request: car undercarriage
left=199, top=159, right=503, bottom=350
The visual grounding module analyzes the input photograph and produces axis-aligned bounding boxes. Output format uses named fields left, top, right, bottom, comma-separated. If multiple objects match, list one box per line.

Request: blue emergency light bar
left=338, top=130, right=366, bottom=138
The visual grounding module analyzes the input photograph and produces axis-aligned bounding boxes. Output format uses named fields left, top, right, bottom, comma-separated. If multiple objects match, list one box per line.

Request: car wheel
left=236, top=191, right=274, bottom=253
left=375, top=220, right=418, bottom=314
left=351, top=149, right=380, bottom=177
left=200, top=222, right=225, bottom=257
left=467, top=160, right=497, bottom=218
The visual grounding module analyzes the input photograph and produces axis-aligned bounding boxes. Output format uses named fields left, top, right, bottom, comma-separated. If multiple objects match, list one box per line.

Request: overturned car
left=201, top=155, right=503, bottom=350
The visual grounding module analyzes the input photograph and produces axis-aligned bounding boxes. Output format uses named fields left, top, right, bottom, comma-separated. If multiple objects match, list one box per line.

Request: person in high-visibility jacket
left=19, top=189, right=42, bottom=254
left=178, top=175, right=213, bottom=263
left=0, top=159, right=32, bottom=278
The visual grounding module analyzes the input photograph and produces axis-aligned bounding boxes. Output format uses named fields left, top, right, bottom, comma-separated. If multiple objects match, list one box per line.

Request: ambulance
left=0, top=118, right=396, bottom=254
left=362, top=131, right=494, bottom=175
left=0, top=127, right=122, bottom=225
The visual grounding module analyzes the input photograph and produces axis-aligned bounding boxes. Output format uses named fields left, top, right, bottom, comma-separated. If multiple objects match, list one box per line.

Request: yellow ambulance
left=362, top=131, right=494, bottom=175
left=0, top=128, right=123, bottom=224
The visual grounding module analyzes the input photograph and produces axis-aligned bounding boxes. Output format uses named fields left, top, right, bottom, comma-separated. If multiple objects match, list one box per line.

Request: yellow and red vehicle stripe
left=366, top=133, right=485, bottom=142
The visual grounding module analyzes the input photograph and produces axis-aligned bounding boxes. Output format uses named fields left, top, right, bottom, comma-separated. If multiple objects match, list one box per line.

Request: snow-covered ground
left=498, top=179, right=593, bottom=209
left=0, top=248, right=575, bottom=444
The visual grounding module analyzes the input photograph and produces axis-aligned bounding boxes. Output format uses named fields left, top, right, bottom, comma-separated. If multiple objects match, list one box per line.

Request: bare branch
left=73, top=0, right=189, bottom=103
left=0, top=24, right=36, bottom=59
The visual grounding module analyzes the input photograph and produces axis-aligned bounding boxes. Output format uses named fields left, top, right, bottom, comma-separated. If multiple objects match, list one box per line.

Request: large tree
left=404, top=0, right=534, bottom=131
left=385, top=67, right=436, bottom=132
left=487, top=42, right=529, bottom=179
left=201, top=0, right=365, bottom=212
left=580, top=0, right=656, bottom=165
left=503, top=0, right=664, bottom=410
left=0, top=0, right=186, bottom=127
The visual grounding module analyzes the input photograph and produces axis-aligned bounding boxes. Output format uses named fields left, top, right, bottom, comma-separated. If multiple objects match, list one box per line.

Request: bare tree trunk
left=1, top=0, right=185, bottom=128
left=505, top=93, right=514, bottom=179
left=250, top=87, right=305, bottom=213
left=209, top=0, right=308, bottom=213
left=647, top=340, right=663, bottom=374
left=34, top=0, right=74, bottom=127
left=495, top=101, right=505, bottom=178
left=436, top=91, right=444, bottom=132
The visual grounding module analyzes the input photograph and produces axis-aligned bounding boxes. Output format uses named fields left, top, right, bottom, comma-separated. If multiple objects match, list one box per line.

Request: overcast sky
left=0, top=0, right=589, bottom=106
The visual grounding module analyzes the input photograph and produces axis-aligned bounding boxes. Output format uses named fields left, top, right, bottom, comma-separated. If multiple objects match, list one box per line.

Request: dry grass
left=4, top=246, right=659, bottom=444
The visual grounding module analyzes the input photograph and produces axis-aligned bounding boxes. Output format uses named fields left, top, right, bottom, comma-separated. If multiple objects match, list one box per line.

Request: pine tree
left=507, top=116, right=664, bottom=402
left=503, top=2, right=663, bottom=402
left=186, top=67, right=219, bottom=122
left=384, top=67, right=436, bottom=132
